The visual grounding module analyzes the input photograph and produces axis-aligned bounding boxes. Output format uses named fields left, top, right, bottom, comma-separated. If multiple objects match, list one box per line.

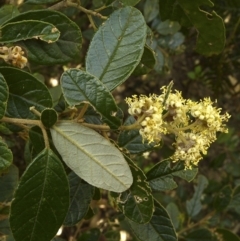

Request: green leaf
left=25, top=0, right=60, bottom=4
left=146, top=160, right=198, bottom=191
left=10, top=148, right=69, bottom=241
left=151, top=40, right=164, bottom=73
left=5, top=10, right=82, bottom=64
left=159, top=0, right=225, bottom=55
left=0, top=123, right=12, bottom=135
left=0, top=73, right=8, bottom=119
left=185, top=228, right=218, bottom=241
left=215, top=228, right=240, bottom=241
left=128, top=200, right=177, bottom=241
left=0, top=5, right=19, bottom=26
left=228, top=185, right=240, bottom=214
left=0, top=165, right=18, bottom=202
left=132, top=45, right=156, bottom=76
left=166, top=203, right=180, bottom=230
left=156, top=20, right=181, bottom=35
left=0, top=20, right=60, bottom=43
left=84, top=107, right=102, bottom=125
left=29, top=126, right=45, bottom=156
left=116, top=155, right=153, bottom=224
left=173, top=164, right=198, bottom=181
left=214, top=185, right=232, bottom=212
left=61, top=69, right=121, bottom=129
left=64, top=171, right=95, bottom=226
left=86, top=6, right=147, bottom=91
left=186, top=175, right=208, bottom=217
left=49, top=85, right=62, bottom=107
left=0, top=67, right=52, bottom=119
left=0, top=137, right=13, bottom=172
left=41, top=108, right=58, bottom=128
left=158, top=32, right=185, bottom=50
left=24, top=140, right=34, bottom=165
left=144, top=0, right=159, bottom=23
left=118, top=116, right=155, bottom=154
left=54, top=97, right=67, bottom=113
left=50, top=122, right=133, bottom=192
left=78, top=228, right=101, bottom=241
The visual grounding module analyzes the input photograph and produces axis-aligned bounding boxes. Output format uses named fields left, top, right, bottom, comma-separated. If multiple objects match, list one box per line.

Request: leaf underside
left=50, top=122, right=133, bottom=192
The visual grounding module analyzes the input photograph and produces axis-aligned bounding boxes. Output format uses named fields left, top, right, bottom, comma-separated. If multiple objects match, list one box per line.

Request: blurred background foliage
left=1, top=0, right=240, bottom=241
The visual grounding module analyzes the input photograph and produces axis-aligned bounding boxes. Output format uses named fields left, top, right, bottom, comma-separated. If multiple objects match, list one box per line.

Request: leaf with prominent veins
left=61, top=69, right=121, bottom=129
left=86, top=6, right=147, bottom=91
left=51, top=122, right=133, bottom=192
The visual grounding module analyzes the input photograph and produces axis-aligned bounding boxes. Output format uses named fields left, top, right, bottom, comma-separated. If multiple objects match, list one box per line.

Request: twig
left=39, top=122, right=50, bottom=149
left=1, top=117, right=50, bottom=149
left=94, top=5, right=107, bottom=12
left=49, top=0, right=107, bottom=20
left=80, top=122, right=110, bottom=131
left=30, top=106, right=41, bottom=117
left=120, top=114, right=147, bottom=131
left=76, top=103, right=89, bottom=121
left=87, top=14, right=97, bottom=31
left=178, top=211, right=215, bottom=235
left=48, top=0, right=68, bottom=10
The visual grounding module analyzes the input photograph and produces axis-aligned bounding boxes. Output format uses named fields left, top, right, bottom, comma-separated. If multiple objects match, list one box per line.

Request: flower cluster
left=125, top=94, right=167, bottom=143
left=0, top=46, right=28, bottom=69
left=125, top=84, right=230, bottom=169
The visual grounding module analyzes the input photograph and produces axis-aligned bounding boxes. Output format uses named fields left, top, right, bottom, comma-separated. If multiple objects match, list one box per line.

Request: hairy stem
left=1, top=116, right=50, bottom=149
left=76, top=103, right=89, bottom=121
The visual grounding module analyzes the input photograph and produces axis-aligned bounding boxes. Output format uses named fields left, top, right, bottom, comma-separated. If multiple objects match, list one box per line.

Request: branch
left=1, top=117, right=50, bottom=149
left=49, top=0, right=107, bottom=20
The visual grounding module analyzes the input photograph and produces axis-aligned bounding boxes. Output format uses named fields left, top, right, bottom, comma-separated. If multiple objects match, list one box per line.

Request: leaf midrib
left=98, top=8, right=134, bottom=82
left=53, top=124, right=128, bottom=189
left=29, top=149, right=49, bottom=241
left=64, top=70, right=120, bottom=129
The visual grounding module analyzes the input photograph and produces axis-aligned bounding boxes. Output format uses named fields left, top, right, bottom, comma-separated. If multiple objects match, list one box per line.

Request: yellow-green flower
left=125, top=83, right=230, bottom=169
